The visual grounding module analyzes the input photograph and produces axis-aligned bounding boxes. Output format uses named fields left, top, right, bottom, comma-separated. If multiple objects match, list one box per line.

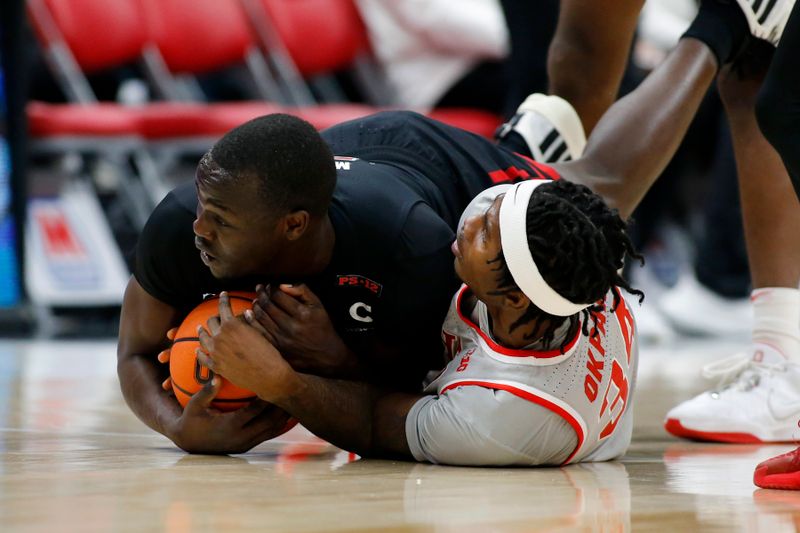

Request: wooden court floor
left=1, top=337, right=798, bottom=532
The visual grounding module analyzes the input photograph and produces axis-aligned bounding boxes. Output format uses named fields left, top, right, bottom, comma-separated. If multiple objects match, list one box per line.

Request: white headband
left=498, top=180, right=593, bottom=317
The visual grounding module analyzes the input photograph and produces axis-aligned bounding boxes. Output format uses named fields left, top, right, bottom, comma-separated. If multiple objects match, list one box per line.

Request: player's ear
left=503, top=289, right=530, bottom=311
left=283, top=210, right=310, bottom=241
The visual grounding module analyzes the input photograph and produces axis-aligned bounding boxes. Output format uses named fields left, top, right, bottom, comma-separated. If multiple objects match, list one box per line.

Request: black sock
left=682, top=0, right=750, bottom=66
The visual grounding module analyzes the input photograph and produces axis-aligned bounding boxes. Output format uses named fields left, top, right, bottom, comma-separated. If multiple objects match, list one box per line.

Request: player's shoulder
left=332, top=157, right=422, bottom=232
left=146, top=181, right=196, bottom=228
left=134, top=182, right=204, bottom=301
left=137, top=182, right=197, bottom=261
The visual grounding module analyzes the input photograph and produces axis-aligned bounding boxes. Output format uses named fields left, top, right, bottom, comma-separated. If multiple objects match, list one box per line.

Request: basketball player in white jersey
left=402, top=179, right=639, bottom=464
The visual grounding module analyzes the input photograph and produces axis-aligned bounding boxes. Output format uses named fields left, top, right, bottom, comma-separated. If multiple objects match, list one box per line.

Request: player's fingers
left=166, top=327, right=178, bottom=341
left=206, top=315, right=221, bottom=336
left=162, top=376, right=173, bottom=391
left=157, top=349, right=171, bottom=364
left=233, top=398, right=271, bottom=424
left=279, top=283, right=320, bottom=306
left=270, top=288, right=307, bottom=316
left=251, top=304, right=282, bottom=345
left=218, top=291, right=235, bottom=322
left=186, top=375, right=221, bottom=412
left=197, top=326, right=214, bottom=353
left=244, top=407, right=292, bottom=440
left=255, top=284, right=274, bottom=312
left=248, top=422, right=292, bottom=448
left=261, top=294, right=293, bottom=331
left=195, top=347, right=216, bottom=372
left=264, top=406, right=292, bottom=428
left=244, top=309, right=276, bottom=342
left=255, top=285, right=296, bottom=332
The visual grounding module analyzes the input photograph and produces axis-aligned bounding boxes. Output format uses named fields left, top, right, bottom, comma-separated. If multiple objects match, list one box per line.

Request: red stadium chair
left=26, top=0, right=160, bottom=226
left=243, top=0, right=503, bottom=136
left=27, top=0, right=288, bottom=212
left=137, top=0, right=379, bottom=130
left=137, top=0, right=285, bottom=105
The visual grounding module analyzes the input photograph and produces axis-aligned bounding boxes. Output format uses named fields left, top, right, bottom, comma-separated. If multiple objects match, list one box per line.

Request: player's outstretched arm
left=271, top=374, right=420, bottom=458
left=118, top=278, right=289, bottom=454
left=548, top=0, right=644, bottom=134
left=553, top=37, right=717, bottom=220
left=552, top=1, right=752, bottom=219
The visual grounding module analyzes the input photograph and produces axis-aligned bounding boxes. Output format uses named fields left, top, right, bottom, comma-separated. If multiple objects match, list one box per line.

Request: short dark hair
left=489, top=179, right=643, bottom=350
left=199, top=113, right=336, bottom=217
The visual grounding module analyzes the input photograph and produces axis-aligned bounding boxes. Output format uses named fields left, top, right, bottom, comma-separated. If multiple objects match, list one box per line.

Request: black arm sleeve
left=756, top=3, right=800, bottom=198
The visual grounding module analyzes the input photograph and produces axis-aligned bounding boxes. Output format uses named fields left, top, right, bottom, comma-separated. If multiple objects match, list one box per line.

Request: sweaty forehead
left=196, top=174, right=260, bottom=212
left=195, top=180, right=235, bottom=212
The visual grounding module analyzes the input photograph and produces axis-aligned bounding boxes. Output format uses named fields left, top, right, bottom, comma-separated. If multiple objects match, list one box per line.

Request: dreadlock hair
left=198, top=114, right=336, bottom=219
left=488, top=179, right=643, bottom=351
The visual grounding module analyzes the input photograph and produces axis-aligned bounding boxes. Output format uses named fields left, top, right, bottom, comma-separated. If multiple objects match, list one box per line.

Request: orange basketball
left=170, top=291, right=258, bottom=411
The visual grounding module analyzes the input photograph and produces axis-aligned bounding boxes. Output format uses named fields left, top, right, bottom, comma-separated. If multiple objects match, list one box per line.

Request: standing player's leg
left=752, top=1, right=800, bottom=491
left=756, top=2, right=800, bottom=195
left=547, top=0, right=644, bottom=134
left=664, top=36, right=800, bottom=444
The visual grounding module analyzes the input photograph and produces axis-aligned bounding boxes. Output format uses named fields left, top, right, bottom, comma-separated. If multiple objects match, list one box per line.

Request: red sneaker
left=754, top=447, right=800, bottom=490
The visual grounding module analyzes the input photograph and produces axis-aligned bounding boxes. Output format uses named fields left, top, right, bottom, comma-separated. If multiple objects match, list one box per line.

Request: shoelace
left=701, top=353, right=787, bottom=392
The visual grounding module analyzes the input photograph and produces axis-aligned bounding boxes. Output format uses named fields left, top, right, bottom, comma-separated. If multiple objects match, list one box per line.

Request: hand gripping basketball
left=169, top=292, right=260, bottom=411
left=160, top=291, right=298, bottom=443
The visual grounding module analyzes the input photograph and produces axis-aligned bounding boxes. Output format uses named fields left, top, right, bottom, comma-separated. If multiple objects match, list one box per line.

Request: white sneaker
left=630, top=298, right=676, bottom=345
left=497, top=93, right=587, bottom=163
left=665, top=344, right=800, bottom=443
left=658, top=272, right=752, bottom=338
left=734, top=0, right=796, bottom=45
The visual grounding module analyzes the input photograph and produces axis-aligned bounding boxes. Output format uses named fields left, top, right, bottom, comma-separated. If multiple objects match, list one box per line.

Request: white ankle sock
left=751, top=287, right=800, bottom=363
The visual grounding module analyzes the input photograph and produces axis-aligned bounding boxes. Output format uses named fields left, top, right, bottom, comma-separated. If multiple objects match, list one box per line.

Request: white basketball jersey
left=427, top=284, right=637, bottom=465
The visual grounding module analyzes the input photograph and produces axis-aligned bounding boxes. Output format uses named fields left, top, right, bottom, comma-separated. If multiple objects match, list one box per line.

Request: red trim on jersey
left=455, top=285, right=581, bottom=358
left=488, top=166, right=531, bottom=184
left=441, top=380, right=584, bottom=464
left=664, top=419, right=765, bottom=444
left=611, top=288, right=635, bottom=364
left=513, top=153, right=561, bottom=181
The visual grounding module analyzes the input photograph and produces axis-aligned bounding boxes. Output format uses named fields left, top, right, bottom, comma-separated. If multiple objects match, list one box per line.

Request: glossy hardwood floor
left=0, top=337, right=798, bottom=532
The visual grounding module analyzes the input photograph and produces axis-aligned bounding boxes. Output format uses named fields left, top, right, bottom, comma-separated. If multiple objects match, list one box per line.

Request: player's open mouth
left=200, top=250, right=216, bottom=265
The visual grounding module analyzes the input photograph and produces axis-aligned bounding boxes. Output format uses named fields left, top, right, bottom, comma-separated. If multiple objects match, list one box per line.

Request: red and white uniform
left=405, top=285, right=638, bottom=466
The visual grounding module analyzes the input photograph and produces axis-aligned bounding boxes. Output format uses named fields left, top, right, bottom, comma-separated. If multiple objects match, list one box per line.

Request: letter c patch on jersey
left=349, top=302, right=373, bottom=323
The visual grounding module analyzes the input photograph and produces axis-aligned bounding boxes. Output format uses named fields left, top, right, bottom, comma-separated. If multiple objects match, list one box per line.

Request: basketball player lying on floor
left=124, top=0, right=767, bottom=458
left=198, top=177, right=639, bottom=465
